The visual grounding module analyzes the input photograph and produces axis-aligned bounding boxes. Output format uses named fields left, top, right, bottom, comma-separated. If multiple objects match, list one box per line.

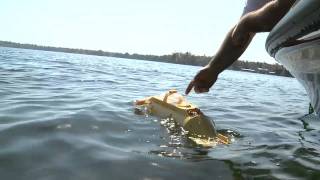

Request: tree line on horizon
left=0, top=40, right=292, bottom=77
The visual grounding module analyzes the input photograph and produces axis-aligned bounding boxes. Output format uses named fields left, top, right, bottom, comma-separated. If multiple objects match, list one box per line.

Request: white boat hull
left=275, top=40, right=320, bottom=114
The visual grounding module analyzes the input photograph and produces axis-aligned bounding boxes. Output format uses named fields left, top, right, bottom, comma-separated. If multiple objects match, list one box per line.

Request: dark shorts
left=242, top=0, right=273, bottom=16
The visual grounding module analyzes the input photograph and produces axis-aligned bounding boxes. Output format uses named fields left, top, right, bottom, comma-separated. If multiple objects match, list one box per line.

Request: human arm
left=185, top=27, right=254, bottom=94
left=185, top=0, right=296, bottom=95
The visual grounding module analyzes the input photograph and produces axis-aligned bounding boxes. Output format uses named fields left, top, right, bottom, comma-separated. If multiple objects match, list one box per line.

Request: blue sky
left=0, top=0, right=275, bottom=63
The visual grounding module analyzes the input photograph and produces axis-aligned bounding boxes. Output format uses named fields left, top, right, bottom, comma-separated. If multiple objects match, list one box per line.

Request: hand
left=185, top=65, right=218, bottom=95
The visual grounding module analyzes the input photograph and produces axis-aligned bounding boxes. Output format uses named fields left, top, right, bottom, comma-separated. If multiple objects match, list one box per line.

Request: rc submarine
left=135, top=90, right=229, bottom=146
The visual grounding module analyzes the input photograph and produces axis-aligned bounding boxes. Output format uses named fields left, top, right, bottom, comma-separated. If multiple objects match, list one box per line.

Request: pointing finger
left=185, top=80, right=195, bottom=95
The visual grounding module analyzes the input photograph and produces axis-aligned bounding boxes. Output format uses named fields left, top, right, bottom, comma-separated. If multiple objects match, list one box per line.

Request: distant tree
left=0, top=40, right=292, bottom=77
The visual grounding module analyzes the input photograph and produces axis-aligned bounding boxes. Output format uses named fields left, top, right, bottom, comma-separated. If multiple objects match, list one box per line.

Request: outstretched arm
left=185, top=0, right=296, bottom=95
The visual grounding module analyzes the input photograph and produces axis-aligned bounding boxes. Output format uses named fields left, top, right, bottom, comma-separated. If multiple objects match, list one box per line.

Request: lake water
left=0, top=47, right=319, bottom=180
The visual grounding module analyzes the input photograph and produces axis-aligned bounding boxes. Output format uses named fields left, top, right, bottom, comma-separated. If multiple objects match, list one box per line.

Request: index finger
left=185, top=80, right=195, bottom=95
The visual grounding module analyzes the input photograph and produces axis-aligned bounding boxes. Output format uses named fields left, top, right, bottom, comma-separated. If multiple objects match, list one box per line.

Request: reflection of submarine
left=135, top=90, right=229, bottom=146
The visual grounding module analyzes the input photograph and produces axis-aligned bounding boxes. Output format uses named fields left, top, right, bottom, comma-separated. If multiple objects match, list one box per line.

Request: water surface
left=0, top=47, right=319, bottom=180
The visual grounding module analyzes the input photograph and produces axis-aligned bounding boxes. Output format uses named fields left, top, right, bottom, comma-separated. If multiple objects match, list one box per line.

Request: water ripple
left=0, top=47, right=319, bottom=179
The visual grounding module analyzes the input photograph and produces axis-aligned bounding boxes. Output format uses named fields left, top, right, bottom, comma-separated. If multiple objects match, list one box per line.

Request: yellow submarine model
left=135, top=90, right=229, bottom=146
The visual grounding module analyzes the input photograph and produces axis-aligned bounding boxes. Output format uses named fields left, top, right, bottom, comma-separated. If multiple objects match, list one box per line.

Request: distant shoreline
left=0, top=40, right=292, bottom=77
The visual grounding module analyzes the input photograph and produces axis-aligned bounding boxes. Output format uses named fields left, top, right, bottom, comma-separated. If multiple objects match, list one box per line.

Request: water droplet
left=92, top=125, right=99, bottom=130
left=57, top=124, right=72, bottom=129
left=151, top=162, right=159, bottom=167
